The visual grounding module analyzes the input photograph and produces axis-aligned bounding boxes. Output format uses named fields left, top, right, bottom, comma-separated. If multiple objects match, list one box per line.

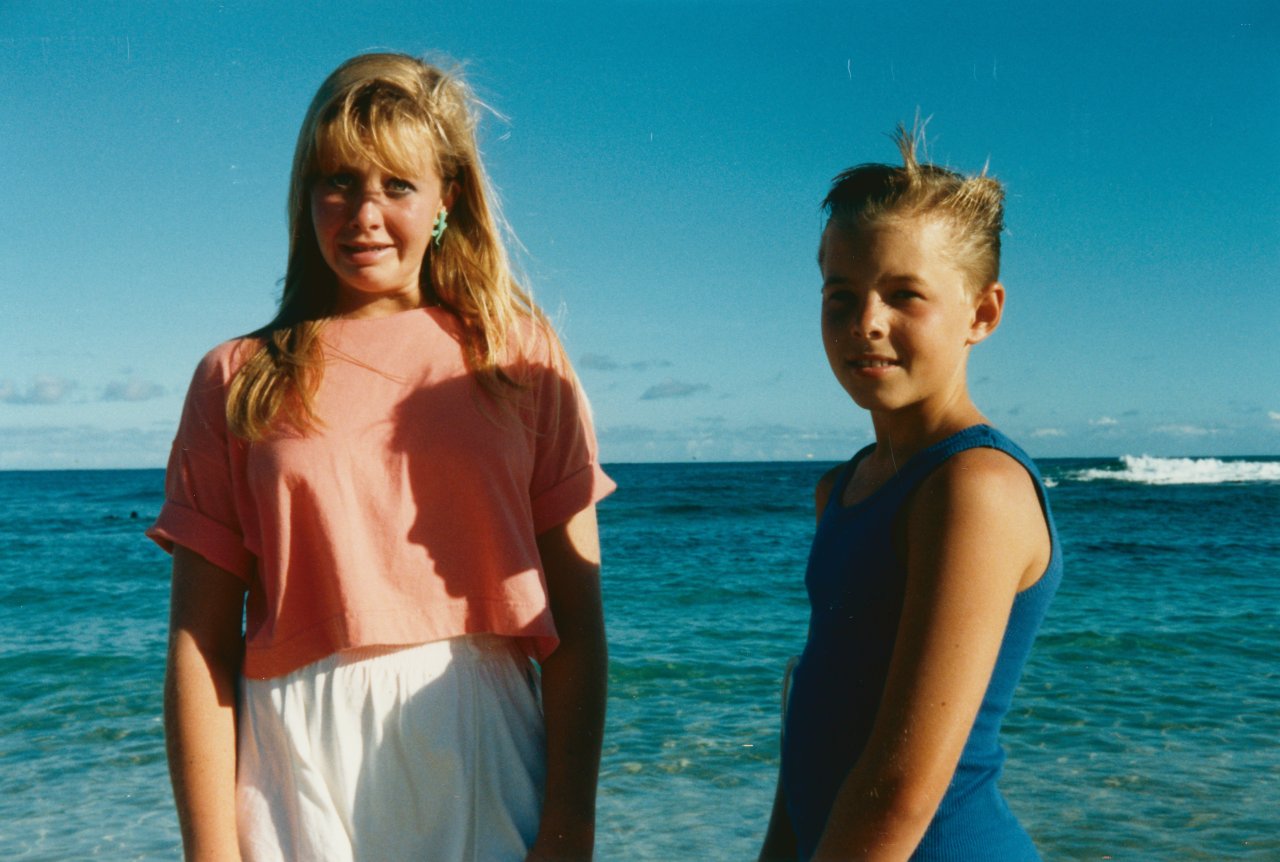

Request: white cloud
left=580, top=353, right=672, bottom=373
left=1269, top=411, right=1280, bottom=423
left=0, top=376, right=77, bottom=405
left=102, top=379, right=166, bottom=402
left=1089, top=416, right=1119, bottom=427
left=597, top=420, right=866, bottom=463
left=640, top=379, right=710, bottom=401
left=1030, top=427, right=1067, bottom=438
left=0, top=424, right=173, bottom=469
left=579, top=353, right=621, bottom=371
left=1153, top=424, right=1220, bottom=437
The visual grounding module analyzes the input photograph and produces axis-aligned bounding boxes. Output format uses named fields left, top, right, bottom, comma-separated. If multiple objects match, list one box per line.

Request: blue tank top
left=782, top=425, right=1062, bottom=861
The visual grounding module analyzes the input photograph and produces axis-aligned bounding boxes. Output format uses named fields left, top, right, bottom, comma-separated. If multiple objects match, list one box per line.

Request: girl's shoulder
left=909, top=444, right=1051, bottom=583
left=815, top=463, right=845, bottom=518
left=926, top=445, right=1038, bottom=499
left=504, top=312, right=571, bottom=375
left=910, top=425, right=1042, bottom=505
left=510, top=310, right=560, bottom=349
left=186, top=335, right=264, bottom=391
left=816, top=441, right=879, bottom=518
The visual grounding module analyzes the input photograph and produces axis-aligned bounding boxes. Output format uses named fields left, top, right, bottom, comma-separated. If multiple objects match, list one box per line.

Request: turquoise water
left=0, top=458, right=1277, bottom=859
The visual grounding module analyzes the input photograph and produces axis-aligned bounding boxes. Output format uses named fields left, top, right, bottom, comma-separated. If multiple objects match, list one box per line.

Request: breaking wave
left=1071, top=455, right=1280, bottom=485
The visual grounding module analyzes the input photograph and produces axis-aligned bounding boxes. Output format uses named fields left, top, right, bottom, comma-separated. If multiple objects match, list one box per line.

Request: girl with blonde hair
left=150, top=52, right=614, bottom=861
left=759, top=126, right=1062, bottom=861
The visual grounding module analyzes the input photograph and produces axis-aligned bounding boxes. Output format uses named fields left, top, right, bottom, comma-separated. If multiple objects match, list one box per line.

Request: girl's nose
left=349, top=195, right=383, bottom=229
left=854, top=296, right=887, bottom=340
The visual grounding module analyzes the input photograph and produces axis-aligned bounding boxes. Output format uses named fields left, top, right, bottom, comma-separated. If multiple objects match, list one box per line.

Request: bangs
left=311, top=92, right=439, bottom=179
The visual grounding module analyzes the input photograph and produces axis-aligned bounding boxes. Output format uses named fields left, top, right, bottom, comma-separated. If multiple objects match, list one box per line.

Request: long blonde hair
left=228, top=53, right=552, bottom=440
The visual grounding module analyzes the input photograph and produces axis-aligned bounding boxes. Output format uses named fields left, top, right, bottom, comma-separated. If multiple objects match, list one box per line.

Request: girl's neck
left=867, top=391, right=988, bottom=470
left=842, top=395, right=988, bottom=508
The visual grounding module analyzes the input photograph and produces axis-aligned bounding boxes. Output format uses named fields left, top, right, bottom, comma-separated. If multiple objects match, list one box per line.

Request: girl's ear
left=442, top=178, right=460, bottom=211
left=967, top=281, right=1004, bottom=345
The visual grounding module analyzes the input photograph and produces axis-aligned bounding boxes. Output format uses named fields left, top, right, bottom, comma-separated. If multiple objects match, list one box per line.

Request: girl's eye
left=822, top=291, right=855, bottom=320
left=325, top=173, right=355, bottom=191
left=384, top=178, right=416, bottom=196
left=891, top=289, right=922, bottom=303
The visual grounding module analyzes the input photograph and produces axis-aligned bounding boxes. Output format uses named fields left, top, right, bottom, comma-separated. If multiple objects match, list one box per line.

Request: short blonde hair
left=822, top=122, right=1005, bottom=294
left=228, top=53, right=553, bottom=440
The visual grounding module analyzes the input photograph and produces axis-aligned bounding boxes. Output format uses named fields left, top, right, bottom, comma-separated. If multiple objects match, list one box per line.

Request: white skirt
left=236, top=635, right=546, bottom=862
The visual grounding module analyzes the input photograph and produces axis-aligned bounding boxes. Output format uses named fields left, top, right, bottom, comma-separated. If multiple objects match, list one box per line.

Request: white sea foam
left=1072, top=455, right=1280, bottom=485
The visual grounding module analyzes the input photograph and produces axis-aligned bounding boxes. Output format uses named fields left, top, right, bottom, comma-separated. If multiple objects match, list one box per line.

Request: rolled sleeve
left=531, top=461, right=615, bottom=535
left=146, top=344, right=254, bottom=581
left=148, top=500, right=255, bottom=582
left=524, top=338, right=615, bottom=532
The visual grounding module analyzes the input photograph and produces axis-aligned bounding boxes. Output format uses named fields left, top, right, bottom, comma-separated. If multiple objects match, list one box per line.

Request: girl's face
left=819, top=217, right=1000, bottom=419
left=310, top=156, right=447, bottom=318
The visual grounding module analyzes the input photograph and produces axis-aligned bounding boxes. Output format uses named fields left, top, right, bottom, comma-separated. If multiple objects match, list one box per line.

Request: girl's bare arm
left=812, top=448, right=1050, bottom=861
left=529, top=505, right=608, bottom=862
left=165, top=544, right=247, bottom=862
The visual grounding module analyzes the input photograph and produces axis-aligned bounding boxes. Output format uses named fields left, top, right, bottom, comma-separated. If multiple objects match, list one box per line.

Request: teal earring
left=431, top=207, right=448, bottom=248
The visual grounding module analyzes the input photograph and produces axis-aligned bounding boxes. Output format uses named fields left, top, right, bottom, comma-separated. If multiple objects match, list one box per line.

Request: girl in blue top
left=759, top=126, right=1062, bottom=861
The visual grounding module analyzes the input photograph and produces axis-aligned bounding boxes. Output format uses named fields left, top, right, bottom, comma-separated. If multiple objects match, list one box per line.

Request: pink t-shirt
left=148, top=307, right=615, bottom=679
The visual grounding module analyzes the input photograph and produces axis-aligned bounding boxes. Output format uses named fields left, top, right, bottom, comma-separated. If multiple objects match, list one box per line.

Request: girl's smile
left=848, top=355, right=901, bottom=374
left=339, top=241, right=394, bottom=263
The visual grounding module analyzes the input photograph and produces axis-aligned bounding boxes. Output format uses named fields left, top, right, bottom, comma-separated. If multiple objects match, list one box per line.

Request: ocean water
left=0, top=456, right=1276, bottom=860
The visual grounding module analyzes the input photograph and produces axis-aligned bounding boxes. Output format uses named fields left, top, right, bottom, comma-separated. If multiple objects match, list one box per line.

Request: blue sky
left=2, top=0, right=1277, bottom=468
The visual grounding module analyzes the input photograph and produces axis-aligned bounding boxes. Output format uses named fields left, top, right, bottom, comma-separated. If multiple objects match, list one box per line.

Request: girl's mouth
left=340, top=243, right=393, bottom=264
